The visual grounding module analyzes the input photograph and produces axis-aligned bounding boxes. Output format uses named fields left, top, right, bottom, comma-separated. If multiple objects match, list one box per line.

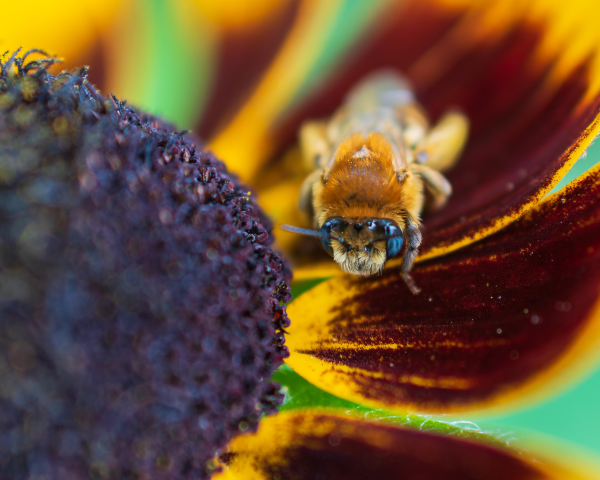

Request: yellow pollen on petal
left=313, top=337, right=510, bottom=351
left=328, top=363, right=475, bottom=390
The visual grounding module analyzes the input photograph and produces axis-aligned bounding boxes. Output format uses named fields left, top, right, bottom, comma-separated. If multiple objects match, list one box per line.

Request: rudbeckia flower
left=7, top=0, right=600, bottom=477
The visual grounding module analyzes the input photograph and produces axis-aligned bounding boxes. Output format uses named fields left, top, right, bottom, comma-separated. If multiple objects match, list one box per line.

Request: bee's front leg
left=298, top=168, right=324, bottom=222
left=299, top=120, right=331, bottom=171
left=396, top=167, right=410, bottom=184
left=402, top=217, right=422, bottom=295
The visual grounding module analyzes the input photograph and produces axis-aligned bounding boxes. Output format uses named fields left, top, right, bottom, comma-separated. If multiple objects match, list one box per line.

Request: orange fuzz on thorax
left=315, top=133, right=423, bottom=228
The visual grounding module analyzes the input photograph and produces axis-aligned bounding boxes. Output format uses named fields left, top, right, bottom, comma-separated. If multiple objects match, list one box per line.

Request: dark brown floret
left=0, top=50, right=291, bottom=479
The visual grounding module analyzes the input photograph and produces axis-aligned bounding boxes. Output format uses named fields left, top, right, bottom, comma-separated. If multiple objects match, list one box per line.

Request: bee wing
left=298, top=168, right=323, bottom=223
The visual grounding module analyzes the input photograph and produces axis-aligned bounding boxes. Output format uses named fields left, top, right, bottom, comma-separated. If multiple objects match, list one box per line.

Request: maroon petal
left=286, top=165, right=600, bottom=413
left=216, top=411, right=588, bottom=480
left=196, top=1, right=300, bottom=139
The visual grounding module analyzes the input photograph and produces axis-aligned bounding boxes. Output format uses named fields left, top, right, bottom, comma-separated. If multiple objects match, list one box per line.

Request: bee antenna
left=279, top=224, right=322, bottom=237
left=281, top=224, right=348, bottom=246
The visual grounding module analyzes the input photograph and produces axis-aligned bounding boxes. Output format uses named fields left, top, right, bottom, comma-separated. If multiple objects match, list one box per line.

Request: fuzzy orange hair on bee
left=282, top=71, right=469, bottom=293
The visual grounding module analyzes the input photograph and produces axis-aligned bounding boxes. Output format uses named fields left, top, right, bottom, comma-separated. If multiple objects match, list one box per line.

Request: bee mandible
left=282, top=71, right=469, bottom=294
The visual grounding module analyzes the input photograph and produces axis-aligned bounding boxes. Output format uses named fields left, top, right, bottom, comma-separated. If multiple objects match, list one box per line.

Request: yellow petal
left=0, top=1, right=120, bottom=64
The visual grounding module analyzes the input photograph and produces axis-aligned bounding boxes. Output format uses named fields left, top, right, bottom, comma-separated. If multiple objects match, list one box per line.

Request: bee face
left=320, top=218, right=404, bottom=276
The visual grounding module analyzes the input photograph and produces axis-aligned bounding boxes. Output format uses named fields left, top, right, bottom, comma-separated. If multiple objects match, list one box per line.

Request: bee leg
left=417, top=110, right=469, bottom=173
left=299, top=120, right=331, bottom=171
left=411, top=163, right=452, bottom=211
left=298, top=168, right=324, bottom=221
left=402, top=218, right=422, bottom=295
left=396, top=167, right=410, bottom=184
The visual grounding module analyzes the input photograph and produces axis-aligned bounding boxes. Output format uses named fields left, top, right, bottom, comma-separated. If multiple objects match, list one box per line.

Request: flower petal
left=0, top=1, right=120, bottom=64
left=195, top=0, right=301, bottom=139
left=213, top=410, right=592, bottom=480
left=286, top=164, right=600, bottom=413
left=223, top=0, right=600, bottom=259
left=105, top=0, right=213, bottom=129
left=208, top=0, right=387, bottom=181
left=1, top=0, right=120, bottom=89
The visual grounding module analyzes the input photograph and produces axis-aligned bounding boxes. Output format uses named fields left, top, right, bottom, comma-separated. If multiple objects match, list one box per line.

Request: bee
left=282, top=71, right=469, bottom=294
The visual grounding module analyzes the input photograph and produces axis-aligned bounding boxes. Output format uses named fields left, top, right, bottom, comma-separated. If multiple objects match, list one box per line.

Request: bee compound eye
left=386, top=236, right=404, bottom=260
left=384, top=223, right=399, bottom=237
left=321, top=238, right=333, bottom=256
left=319, top=223, right=334, bottom=256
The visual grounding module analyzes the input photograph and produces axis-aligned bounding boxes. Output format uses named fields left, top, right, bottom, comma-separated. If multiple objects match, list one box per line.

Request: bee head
left=281, top=218, right=404, bottom=276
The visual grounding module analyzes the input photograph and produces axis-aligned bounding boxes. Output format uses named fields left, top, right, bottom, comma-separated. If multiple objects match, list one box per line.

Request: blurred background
left=3, top=0, right=600, bottom=464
